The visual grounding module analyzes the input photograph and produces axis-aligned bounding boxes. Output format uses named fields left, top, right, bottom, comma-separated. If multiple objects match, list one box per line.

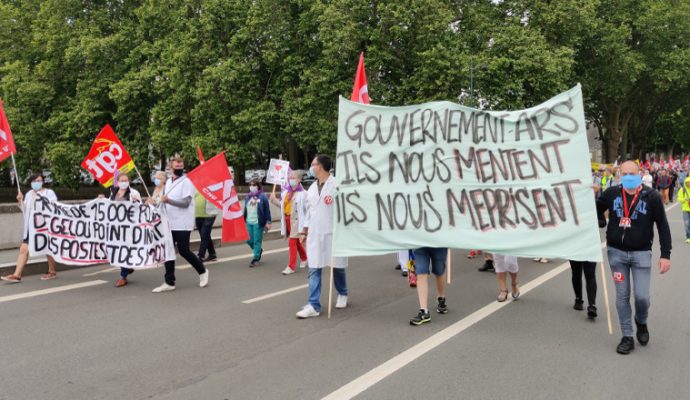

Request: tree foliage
left=1, top=0, right=688, bottom=187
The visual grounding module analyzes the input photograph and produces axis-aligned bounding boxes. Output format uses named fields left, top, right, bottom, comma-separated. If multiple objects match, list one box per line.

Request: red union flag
left=350, top=52, right=370, bottom=104
left=81, top=124, right=135, bottom=187
left=0, top=98, right=17, bottom=163
left=187, top=152, right=248, bottom=242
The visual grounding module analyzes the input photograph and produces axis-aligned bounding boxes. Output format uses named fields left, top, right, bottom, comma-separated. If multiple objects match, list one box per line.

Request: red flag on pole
left=197, top=147, right=205, bottom=163
left=350, top=52, right=370, bottom=104
left=81, top=124, right=135, bottom=188
left=0, top=98, right=17, bottom=163
left=186, top=152, right=248, bottom=242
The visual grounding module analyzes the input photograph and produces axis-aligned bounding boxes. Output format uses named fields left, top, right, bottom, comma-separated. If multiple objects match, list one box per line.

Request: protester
left=656, top=168, right=671, bottom=204
left=195, top=191, right=218, bottom=262
left=270, top=170, right=308, bottom=275
left=669, top=168, right=678, bottom=202
left=394, top=251, right=409, bottom=277
left=244, top=179, right=271, bottom=267
left=676, top=176, right=690, bottom=243
left=108, top=173, right=142, bottom=287
left=147, top=171, right=168, bottom=205
left=152, top=156, right=208, bottom=293
left=1, top=173, right=58, bottom=283
left=494, top=254, right=519, bottom=302
left=296, top=155, right=348, bottom=319
left=642, top=169, right=653, bottom=188
left=569, top=260, right=597, bottom=318
left=600, top=168, right=614, bottom=195
left=597, top=160, right=672, bottom=354
left=409, top=247, right=448, bottom=326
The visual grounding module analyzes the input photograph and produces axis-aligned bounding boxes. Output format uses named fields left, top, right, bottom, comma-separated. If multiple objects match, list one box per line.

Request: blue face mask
left=308, top=166, right=315, bottom=178
left=31, top=181, right=43, bottom=191
left=153, top=178, right=161, bottom=187
left=621, top=174, right=642, bottom=189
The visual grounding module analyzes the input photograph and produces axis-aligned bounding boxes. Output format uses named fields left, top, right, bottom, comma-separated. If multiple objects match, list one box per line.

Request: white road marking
left=242, top=284, right=309, bottom=304
left=0, top=280, right=108, bottom=304
left=82, top=267, right=119, bottom=276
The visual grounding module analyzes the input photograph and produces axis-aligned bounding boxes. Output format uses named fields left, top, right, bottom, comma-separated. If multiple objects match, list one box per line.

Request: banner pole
left=10, top=153, right=23, bottom=213
left=446, top=248, right=452, bottom=284
left=133, top=164, right=152, bottom=198
left=600, top=253, right=613, bottom=335
left=328, top=257, right=334, bottom=319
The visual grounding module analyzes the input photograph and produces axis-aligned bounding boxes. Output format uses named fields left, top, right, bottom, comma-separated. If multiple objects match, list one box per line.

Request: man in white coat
left=296, top=155, right=348, bottom=318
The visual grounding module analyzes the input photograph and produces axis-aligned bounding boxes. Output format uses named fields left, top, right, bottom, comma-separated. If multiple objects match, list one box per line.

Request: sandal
left=511, top=282, right=520, bottom=300
left=40, top=272, right=57, bottom=281
left=497, top=290, right=509, bottom=302
left=1, top=274, right=21, bottom=283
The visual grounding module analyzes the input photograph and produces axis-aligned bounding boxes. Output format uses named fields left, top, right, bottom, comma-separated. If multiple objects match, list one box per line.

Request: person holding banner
left=296, top=155, right=348, bottom=319
left=244, top=179, right=271, bottom=268
left=597, top=160, right=672, bottom=355
left=409, top=247, right=448, bottom=326
left=270, top=170, right=308, bottom=275
left=152, top=157, right=208, bottom=293
left=147, top=171, right=168, bottom=205
left=108, top=173, right=141, bottom=287
left=569, top=260, right=597, bottom=318
left=1, top=173, right=58, bottom=283
left=195, top=191, right=218, bottom=262
left=494, top=254, right=519, bottom=302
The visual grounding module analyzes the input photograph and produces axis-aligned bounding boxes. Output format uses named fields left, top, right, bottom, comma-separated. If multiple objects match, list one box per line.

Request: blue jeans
left=246, top=223, right=264, bottom=261
left=683, top=212, right=690, bottom=239
left=195, top=216, right=216, bottom=258
left=607, top=247, right=651, bottom=337
left=308, top=268, right=347, bottom=312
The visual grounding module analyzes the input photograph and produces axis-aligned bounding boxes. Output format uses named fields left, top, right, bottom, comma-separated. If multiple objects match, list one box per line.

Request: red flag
left=197, top=147, right=205, bottom=163
left=683, top=155, right=689, bottom=167
left=81, top=124, right=135, bottom=188
left=186, top=152, right=248, bottom=242
left=0, top=98, right=17, bottom=163
left=350, top=52, right=370, bottom=104
left=669, top=154, right=674, bottom=168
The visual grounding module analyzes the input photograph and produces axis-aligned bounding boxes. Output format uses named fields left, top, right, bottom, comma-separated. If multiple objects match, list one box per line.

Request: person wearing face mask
left=270, top=170, right=308, bottom=275
left=596, top=160, right=672, bottom=355
left=296, top=155, right=348, bottom=319
left=147, top=170, right=168, bottom=206
left=1, top=173, right=59, bottom=283
left=244, top=179, right=271, bottom=267
left=152, top=156, right=208, bottom=293
left=108, top=173, right=142, bottom=287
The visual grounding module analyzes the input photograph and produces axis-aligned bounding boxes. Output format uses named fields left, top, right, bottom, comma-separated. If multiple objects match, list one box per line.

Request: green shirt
left=195, top=192, right=211, bottom=218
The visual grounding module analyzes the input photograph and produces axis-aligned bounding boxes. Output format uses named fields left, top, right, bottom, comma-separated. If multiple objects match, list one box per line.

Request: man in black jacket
left=596, top=160, right=672, bottom=355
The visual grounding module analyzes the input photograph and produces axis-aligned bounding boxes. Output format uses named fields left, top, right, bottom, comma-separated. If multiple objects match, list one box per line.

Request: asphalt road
left=0, top=204, right=688, bottom=400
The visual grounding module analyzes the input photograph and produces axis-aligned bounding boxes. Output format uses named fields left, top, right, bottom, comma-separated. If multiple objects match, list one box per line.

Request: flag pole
left=599, top=254, right=613, bottom=335
left=10, top=153, right=23, bottom=212
left=133, top=164, right=152, bottom=198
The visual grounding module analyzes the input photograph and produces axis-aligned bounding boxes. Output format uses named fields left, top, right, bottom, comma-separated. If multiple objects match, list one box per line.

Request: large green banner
left=332, top=85, right=602, bottom=262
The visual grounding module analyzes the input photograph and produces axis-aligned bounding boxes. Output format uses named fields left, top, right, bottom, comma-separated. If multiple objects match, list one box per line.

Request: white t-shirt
left=164, top=176, right=195, bottom=231
left=22, top=189, right=58, bottom=239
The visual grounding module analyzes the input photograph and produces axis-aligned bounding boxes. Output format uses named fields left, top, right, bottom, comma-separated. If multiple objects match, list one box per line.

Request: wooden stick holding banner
left=446, top=248, right=452, bottom=284
left=600, top=252, right=613, bottom=335
left=328, top=256, right=335, bottom=319
left=10, top=153, right=23, bottom=212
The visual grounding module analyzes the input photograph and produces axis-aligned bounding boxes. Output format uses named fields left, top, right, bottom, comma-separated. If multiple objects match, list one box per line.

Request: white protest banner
left=333, top=84, right=602, bottom=262
left=265, top=158, right=290, bottom=185
left=29, top=196, right=175, bottom=268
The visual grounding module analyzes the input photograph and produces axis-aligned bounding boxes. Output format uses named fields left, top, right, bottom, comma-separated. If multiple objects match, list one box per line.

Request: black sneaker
left=573, top=299, right=584, bottom=311
left=258, top=248, right=264, bottom=261
left=478, top=260, right=494, bottom=272
left=201, top=254, right=217, bottom=262
left=635, top=319, right=649, bottom=346
left=616, top=336, right=635, bottom=354
left=587, top=305, right=598, bottom=319
left=401, top=270, right=408, bottom=277
left=395, top=264, right=402, bottom=270
left=410, top=309, right=431, bottom=326
left=249, top=259, right=259, bottom=268
left=436, top=297, right=448, bottom=314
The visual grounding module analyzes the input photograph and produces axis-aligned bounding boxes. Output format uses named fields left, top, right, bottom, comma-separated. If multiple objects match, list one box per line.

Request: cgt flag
left=186, top=152, right=248, bottom=242
left=0, top=98, right=17, bottom=163
left=81, top=124, right=135, bottom=188
left=350, top=52, right=370, bottom=104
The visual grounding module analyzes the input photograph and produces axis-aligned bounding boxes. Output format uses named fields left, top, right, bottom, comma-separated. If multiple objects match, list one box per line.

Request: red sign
left=81, top=124, right=135, bottom=188
left=0, top=98, right=17, bottom=163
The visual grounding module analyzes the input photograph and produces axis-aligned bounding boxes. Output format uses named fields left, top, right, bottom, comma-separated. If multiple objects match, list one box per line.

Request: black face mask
left=173, top=168, right=184, bottom=177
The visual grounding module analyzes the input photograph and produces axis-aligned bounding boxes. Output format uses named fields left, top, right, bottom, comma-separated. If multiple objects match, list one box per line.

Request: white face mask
left=249, top=186, right=258, bottom=193
left=118, top=182, right=129, bottom=190
left=289, top=179, right=298, bottom=188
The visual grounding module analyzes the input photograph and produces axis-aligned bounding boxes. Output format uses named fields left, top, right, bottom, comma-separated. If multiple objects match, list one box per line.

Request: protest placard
left=28, top=196, right=175, bottom=268
left=332, top=84, right=602, bottom=262
left=265, top=158, right=290, bottom=185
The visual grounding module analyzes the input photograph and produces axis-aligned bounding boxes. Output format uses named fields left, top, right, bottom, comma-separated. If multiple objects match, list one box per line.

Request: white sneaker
left=199, top=270, right=209, bottom=288
left=282, top=266, right=295, bottom=275
left=539, top=258, right=549, bottom=263
left=152, top=283, right=175, bottom=293
left=335, top=294, right=348, bottom=309
left=532, top=257, right=541, bottom=262
left=299, top=261, right=308, bottom=269
left=296, top=304, right=320, bottom=319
